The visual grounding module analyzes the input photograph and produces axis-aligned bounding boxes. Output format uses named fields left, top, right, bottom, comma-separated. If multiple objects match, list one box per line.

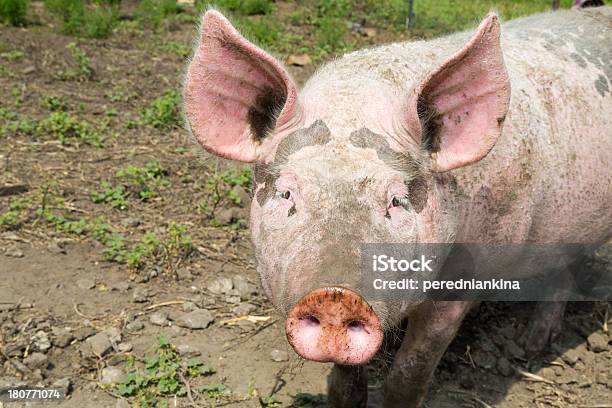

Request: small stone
left=23, top=352, right=48, bottom=369
left=176, top=268, right=192, bottom=281
left=5, top=247, right=24, bottom=258
left=32, top=331, right=51, bottom=352
left=236, top=319, right=256, bottom=331
left=497, top=357, right=513, bottom=377
left=231, top=275, right=256, bottom=297
left=176, top=344, right=201, bottom=357
left=52, top=378, right=71, bottom=396
left=132, top=287, right=149, bottom=303
left=176, top=309, right=214, bottom=330
left=150, top=312, right=169, bottom=327
left=225, top=295, right=241, bottom=304
left=110, top=281, right=131, bottom=292
left=232, top=302, right=256, bottom=316
left=22, top=66, right=36, bottom=75
left=587, top=332, right=609, bottom=353
left=231, top=185, right=251, bottom=207
left=86, top=332, right=112, bottom=357
left=270, top=349, right=289, bottom=362
left=73, top=327, right=96, bottom=341
left=104, top=327, right=122, bottom=344
left=47, top=240, right=66, bottom=254
left=100, top=366, right=124, bottom=384
left=77, top=278, right=96, bottom=290
left=539, top=367, right=555, bottom=380
left=207, top=277, right=233, bottom=295
left=561, top=348, right=581, bottom=366
left=52, top=328, right=74, bottom=348
left=121, top=217, right=141, bottom=228
left=472, top=349, right=496, bottom=369
left=215, top=207, right=241, bottom=225
left=126, top=320, right=144, bottom=331
left=117, top=342, right=133, bottom=353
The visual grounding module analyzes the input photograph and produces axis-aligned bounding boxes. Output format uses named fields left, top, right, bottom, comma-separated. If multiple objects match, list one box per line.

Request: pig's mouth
left=285, top=286, right=383, bottom=365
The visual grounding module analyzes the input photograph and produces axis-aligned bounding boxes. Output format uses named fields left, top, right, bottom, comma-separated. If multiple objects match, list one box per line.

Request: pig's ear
left=406, top=14, right=510, bottom=172
left=184, top=10, right=300, bottom=162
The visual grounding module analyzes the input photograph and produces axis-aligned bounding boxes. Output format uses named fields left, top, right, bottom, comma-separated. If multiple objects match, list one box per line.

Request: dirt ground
left=1, top=3, right=611, bottom=408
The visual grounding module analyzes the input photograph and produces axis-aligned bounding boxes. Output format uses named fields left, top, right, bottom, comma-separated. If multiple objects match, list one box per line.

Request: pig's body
left=302, top=8, right=612, bottom=246
left=184, top=7, right=611, bottom=407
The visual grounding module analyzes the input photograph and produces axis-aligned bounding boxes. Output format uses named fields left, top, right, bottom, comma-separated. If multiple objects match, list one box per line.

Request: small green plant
left=116, top=160, right=169, bottom=200
left=40, top=96, right=67, bottom=111
left=261, top=396, right=282, bottom=407
left=142, top=90, right=182, bottom=129
left=38, top=111, right=104, bottom=146
left=314, top=16, right=348, bottom=53
left=44, top=0, right=118, bottom=38
left=135, top=0, right=180, bottom=29
left=112, top=336, right=217, bottom=406
left=57, top=43, right=93, bottom=81
left=0, top=0, right=28, bottom=26
left=92, top=183, right=128, bottom=210
left=0, top=109, right=37, bottom=136
left=238, top=16, right=280, bottom=48
left=0, top=49, right=25, bottom=61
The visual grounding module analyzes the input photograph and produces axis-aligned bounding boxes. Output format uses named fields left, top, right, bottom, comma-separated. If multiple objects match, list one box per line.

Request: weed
left=0, top=109, right=37, bottom=136
left=0, top=0, right=27, bottom=26
left=38, top=111, right=104, bottom=146
left=136, top=0, right=180, bottom=29
left=290, top=392, right=327, bottom=407
left=116, top=160, right=169, bottom=200
left=261, top=396, right=282, bottom=407
left=92, top=183, right=128, bottom=210
left=197, top=166, right=251, bottom=226
left=40, top=96, right=67, bottom=111
left=0, top=49, right=25, bottom=61
left=0, top=64, right=16, bottom=78
left=59, top=43, right=93, bottom=81
left=44, top=0, right=118, bottom=38
left=237, top=16, right=280, bottom=49
left=314, top=16, right=348, bottom=53
left=142, top=90, right=182, bottom=129
left=240, top=0, right=273, bottom=15
left=112, top=336, right=216, bottom=406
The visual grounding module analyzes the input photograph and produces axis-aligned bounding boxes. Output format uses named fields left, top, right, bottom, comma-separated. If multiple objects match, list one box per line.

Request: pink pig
left=184, top=7, right=612, bottom=407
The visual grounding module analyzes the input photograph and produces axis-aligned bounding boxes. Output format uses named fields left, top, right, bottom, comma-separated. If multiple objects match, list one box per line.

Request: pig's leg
left=383, top=301, right=473, bottom=408
left=522, top=301, right=566, bottom=356
left=327, top=364, right=368, bottom=408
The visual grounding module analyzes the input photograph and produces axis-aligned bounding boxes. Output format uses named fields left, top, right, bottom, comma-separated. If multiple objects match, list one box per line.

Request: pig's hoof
left=521, top=302, right=566, bottom=357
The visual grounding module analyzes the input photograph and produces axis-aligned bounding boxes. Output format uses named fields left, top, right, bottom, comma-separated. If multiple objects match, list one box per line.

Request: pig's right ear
left=184, top=10, right=300, bottom=162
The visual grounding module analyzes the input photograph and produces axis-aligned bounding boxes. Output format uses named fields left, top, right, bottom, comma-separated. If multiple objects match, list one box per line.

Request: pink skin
left=184, top=8, right=612, bottom=407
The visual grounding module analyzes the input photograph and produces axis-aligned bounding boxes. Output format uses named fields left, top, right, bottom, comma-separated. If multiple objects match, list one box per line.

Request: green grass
left=44, top=0, right=119, bottom=38
left=136, top=0, right=181, bottom=29
left=111, top=336, right=217, bottom=407
left=142, top=90, right=183, bottom=129
left=38, top=111, right=104, bottom=147
left=56, top=43, right=94, bottom=81
left=0, top=0, right=27, bottom=26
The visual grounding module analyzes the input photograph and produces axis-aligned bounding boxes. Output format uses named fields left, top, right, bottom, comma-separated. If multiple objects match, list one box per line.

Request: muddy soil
left=1, top=3, right=610, bottom=408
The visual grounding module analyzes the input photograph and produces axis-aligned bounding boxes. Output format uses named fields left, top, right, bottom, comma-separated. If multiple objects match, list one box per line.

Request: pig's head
left=184, top=10, right=510, bottom=365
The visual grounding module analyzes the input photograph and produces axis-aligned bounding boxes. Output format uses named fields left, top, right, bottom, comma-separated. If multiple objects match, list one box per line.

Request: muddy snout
left=285, top=287, right=383, bottom=365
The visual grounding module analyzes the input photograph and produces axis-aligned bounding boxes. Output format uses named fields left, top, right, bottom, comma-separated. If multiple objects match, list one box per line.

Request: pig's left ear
left=406, top=14, right=511, bottom=172
left=184, top=10, right=300, bottom=162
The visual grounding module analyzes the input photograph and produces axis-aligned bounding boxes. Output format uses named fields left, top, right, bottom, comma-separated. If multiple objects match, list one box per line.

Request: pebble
left=52, top=378, right=71, bottom=396
left=100, top=366, right=124, bottom=384
left=126, top=320, right=144, bottom=332
left=539, top=367, right=555, bottom=380
left=175, top=309, right=214, bottom=329
left=181, top=301, right=197, bottom=312
left=586, top=332, right=609, bottom=353
left=104, top=327, right=122, bottom=344
left=132, top=287, right=150, bottom=303
left=77, top=278, right=96, bottom=290
left=117, top=342, right=133, bottom=353
left=73, top=327, right=96, bottom=341
left=215, top=207, right=241, bottom=225
left=5, top=247, right=24, bottom=258
left=176, top=268, right=192, bottom=281
left=225, top=295, right=241, bottom=304
left=472, top=349, right=496, bottom=369
left=150, top=312, right=169, bottom=326
left=561, top=348, right=581, bottom=366
left=51, top=328, right=74, bottom=348
left=177, top=344, right=201, bottom=357
left=231, top=275, right=256, bottom=297
left=111, top=281, right=131, bottom=292
left=23, top=352, right=48, bottom=369
left=121, top=217, right=142, bottom=228
left=86, top=332, right=112, bottom=357
left=32, top=331, right=51, bottom=352
left=207, top=277, right=233, bottom=295
left=47, top=240, right=66, bottom=254
left=232, top=302, right=256, bottom=316
left=270, top=349, right=289, bottom=362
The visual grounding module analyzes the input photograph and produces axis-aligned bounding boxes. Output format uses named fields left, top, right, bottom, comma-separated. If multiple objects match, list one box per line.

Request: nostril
left=299, top=315, right=320, bottom=327
left=347, top=320, right=368, bottom=333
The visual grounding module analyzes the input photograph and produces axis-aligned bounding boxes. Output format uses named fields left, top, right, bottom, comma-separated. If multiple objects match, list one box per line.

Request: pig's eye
left=276, top=190, right=291, bottom=200
left=391, top=196, right=409, bottom=208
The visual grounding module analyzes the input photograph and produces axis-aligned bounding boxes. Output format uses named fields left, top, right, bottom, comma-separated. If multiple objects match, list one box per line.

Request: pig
left=183, top=7, right=612, bottom=407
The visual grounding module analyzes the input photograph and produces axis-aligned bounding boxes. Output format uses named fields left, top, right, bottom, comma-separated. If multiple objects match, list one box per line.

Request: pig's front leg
left=327, top=364, right=368, bottom=408
left=383, top=301, right=473, bottom=408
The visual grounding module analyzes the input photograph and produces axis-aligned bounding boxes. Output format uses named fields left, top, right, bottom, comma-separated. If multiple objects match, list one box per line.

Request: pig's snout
left=285, top=287, right=383, bottom=365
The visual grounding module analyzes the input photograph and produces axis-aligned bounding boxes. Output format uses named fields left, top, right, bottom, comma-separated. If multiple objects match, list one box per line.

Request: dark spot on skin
left=247, top=85, right=287, bottom=142
left=594, top=74, right=610, bottom=97
left=349, top=128, right=419, bottom=174
left=497, top=113, right=507, bottom=126
left=253, top=120, right=332, bottom=205
left=288, top=205, right=296, bottom=217
left=417, top=95, right=442, bottom=153
left=406, top=176, right=428, bottom=213
left=570, top=52, right=588, bottom=69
